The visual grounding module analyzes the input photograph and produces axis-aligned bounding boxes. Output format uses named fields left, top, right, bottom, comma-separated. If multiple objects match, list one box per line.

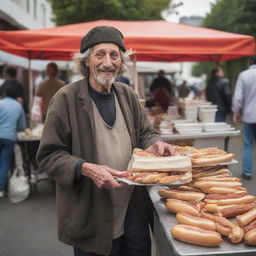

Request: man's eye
left=96, top=52, right=104, bottom=57
left=111, top=53, right=120, bottom=59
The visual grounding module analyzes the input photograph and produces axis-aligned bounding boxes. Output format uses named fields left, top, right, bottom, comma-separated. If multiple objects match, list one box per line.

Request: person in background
left=35, top=62, right=65, bottom=120
left=150, top=70, right=173, bottom=112
left=0, top=66, right=25, bottom=107
left=115, top=75, right=131, bottom=86
left=0, top=83, right=26, bottom=198
left=232, top=55, right=256, bottom=180
left=178, top=80, right=190, bottom=98
left=36, top=25, right=175, bottom=256
left=206, top=67, right=231, bottom=122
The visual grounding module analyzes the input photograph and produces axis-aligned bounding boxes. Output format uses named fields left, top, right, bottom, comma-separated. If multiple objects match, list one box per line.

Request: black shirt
left=88, top=85, right=116, bottom=127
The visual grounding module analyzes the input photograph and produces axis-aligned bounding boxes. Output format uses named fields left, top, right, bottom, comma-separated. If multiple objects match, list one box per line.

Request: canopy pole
left=28, top=56, right=33, bottom=127
left=215, top=54, right=221, bottom=66
left=132, top=57, right=139, bottom=95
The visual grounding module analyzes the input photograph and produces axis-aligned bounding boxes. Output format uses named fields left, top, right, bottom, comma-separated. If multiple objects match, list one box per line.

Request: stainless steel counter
left=148, top=186, right=256, bottom=256
left=160, top=130, right=240, bottom=152
left=160, top=130, right=240, bottom=141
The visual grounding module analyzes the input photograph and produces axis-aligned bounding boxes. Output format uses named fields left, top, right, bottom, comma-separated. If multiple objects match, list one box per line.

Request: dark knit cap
left=80, top=26, right=126, bottom=53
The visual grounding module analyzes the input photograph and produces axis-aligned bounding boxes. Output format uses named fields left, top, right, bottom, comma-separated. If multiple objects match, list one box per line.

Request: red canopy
left=0, top=19, right=255, bottom=62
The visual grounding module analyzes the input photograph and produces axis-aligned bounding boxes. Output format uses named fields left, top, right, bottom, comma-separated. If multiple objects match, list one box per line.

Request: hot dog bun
left=205, top=195, right=255, bottom=206
left=236, top=207, right=256, bottom=227
left=176, top=185, right=202, bottom=193
left=165, top=199, right=200, bottom=216
left=206, top=186, right=247, bottom=195
left=205, top=203, right=256, bottom=218
left=244, top=219, right=256, bottom=233
left=141, top=172, right=169, bottom=183
left=171, top=224, right=223, bottom=247
left=158, top=189, right=205, bottom=201
left=176, top=213, right=216, bottom=231
left=196, top=177, right=240, bottom=182
left=193, top=180, right=242, bottom=189
left=192, top=153, right=234, bottom=166
left=244, top=228, right=256, bottom=245
left=205, top=192, right=247, bottom=200
left=192, top=168, right=231, bottom=179
left=200, top=210, right=244, bottom=243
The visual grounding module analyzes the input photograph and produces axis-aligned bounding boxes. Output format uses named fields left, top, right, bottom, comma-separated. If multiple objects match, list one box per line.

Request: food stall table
left=161, top=130, right=240, bottom=152
left=148, top=186, right=256, bottom=256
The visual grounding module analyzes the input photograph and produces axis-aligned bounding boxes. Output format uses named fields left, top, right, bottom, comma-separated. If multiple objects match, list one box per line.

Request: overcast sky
left=165, top=0, right=217, bottom=22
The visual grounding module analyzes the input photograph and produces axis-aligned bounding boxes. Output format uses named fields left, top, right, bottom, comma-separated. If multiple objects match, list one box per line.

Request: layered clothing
left=36, top=79, right=160, bottom=255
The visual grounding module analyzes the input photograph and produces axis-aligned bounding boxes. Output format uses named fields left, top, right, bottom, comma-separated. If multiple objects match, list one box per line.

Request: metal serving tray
left=148, top=186, right=256, bottom=256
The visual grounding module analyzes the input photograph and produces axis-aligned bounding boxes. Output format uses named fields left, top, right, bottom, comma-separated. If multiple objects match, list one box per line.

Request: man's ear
left=85, top=59, right=89, bottom=67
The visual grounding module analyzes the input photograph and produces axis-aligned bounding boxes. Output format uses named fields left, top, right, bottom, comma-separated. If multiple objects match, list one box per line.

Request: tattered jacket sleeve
left=36, top=93, right=81, bottom=190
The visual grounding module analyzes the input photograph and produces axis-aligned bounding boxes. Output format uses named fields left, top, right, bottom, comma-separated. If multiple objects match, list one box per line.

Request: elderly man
left=37, top=26, right=174, bottom=256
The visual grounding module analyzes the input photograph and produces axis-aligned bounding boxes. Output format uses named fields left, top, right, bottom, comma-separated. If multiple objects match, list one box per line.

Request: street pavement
left=0, top=124, right=255, bottom=256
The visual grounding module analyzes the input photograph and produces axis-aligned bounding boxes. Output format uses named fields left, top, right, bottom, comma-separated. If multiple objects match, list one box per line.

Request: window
left=34, top=0, right=37, bottom=19
left=27, top=0, right=30, bottom=13
left=41, top=3, right=46, bottom=26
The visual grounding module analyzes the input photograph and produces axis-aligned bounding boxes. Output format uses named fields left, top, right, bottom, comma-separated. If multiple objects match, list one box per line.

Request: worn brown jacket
left=36, top=78, right=161, bottom=255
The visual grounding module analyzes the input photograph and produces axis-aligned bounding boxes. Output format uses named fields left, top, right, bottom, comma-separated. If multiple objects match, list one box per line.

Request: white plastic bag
left=8, top=167, right=30, bottom=203
left=8, top=144, right=30, bottom=203
left=31, top=96, right=43, bottom=121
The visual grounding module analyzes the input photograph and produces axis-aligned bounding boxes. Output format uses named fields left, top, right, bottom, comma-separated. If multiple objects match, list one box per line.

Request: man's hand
left=81, top=162, right=129, bottom=189
left=145, top=141, right=175, bottom=156
left=233, top=113, right=241, bottom=123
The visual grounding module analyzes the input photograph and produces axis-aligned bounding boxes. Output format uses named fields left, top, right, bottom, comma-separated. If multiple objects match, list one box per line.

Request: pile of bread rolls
left=126, top=149, right=192, bottom=185
left=158, top=166, right=256, bottom=247
left=126, top=146, right=234, bottom=186
left=175, top=146, right=234, bottom=166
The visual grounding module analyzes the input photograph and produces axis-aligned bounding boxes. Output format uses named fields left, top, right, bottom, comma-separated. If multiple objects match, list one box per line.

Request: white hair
left=72, top=47, right=132, bottom=77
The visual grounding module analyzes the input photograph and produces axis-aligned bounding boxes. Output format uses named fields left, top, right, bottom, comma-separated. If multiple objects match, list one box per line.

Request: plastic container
left=185, top=110, right=198, bottom=121
left=199, top=109, right=217, bottom=122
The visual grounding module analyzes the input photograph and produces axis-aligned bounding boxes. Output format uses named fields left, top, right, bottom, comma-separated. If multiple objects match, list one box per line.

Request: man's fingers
left=108, top=168, right=129, bottom=178
left=156, top=144, right=164, bottom=156
left=165, top=145, right=176, bottom=156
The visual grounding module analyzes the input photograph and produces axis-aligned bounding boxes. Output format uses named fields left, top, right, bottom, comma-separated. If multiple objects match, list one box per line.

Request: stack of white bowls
left=174, top=123, right=203, bottom=134
left=203, top=122, right=235, bottom=132
left=167, top=106, right=180, bottom=120
left=184, top=104, right=198, bottom=121
left=159, top=119, right=174, bottom=134
left=198, top=105, right=217, bottom=122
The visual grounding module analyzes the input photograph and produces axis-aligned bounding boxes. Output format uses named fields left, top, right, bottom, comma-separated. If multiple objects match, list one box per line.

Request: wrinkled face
left=86, top=43, right=121, bottom=89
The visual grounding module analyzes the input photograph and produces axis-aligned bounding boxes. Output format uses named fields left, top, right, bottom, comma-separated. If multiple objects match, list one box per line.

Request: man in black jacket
left=150, top=70, right=173, bottom=112
left=206, top=67, right=231, bottom=122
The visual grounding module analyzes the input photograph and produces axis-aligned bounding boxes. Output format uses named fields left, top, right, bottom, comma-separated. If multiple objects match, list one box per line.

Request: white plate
left=203, top=122, right=228, bottom=126
left=204, top=127, right=235, bottom=132
left=175, top=123, right=203, bottom=128
left=178, top=131, right=202, bottom=135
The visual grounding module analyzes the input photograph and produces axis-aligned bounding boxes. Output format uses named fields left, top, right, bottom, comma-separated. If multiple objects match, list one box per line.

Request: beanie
left=80, top=26, right=126, bottom=53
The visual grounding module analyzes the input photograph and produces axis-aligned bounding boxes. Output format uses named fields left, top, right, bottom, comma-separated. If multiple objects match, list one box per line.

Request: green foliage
left=193, top=0, right=255, bottom=90
left=49, top=0, right=171, bottom=25
left=203, top=0, right=256, bottom=36
left=192, top=62, right=215, bottom=78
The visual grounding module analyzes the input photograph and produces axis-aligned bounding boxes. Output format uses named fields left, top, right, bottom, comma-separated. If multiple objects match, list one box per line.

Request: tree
left=49, top=0, right=172, bottom=26
left=192, top=0, right=256, bottom=90
left=203, top=0, right=256, bottom=36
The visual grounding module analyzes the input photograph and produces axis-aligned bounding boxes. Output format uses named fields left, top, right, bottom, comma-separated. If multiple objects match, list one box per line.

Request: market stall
left=126, top=148, right=256, bottom=255
left=0, top=19, right=255, bottom=107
